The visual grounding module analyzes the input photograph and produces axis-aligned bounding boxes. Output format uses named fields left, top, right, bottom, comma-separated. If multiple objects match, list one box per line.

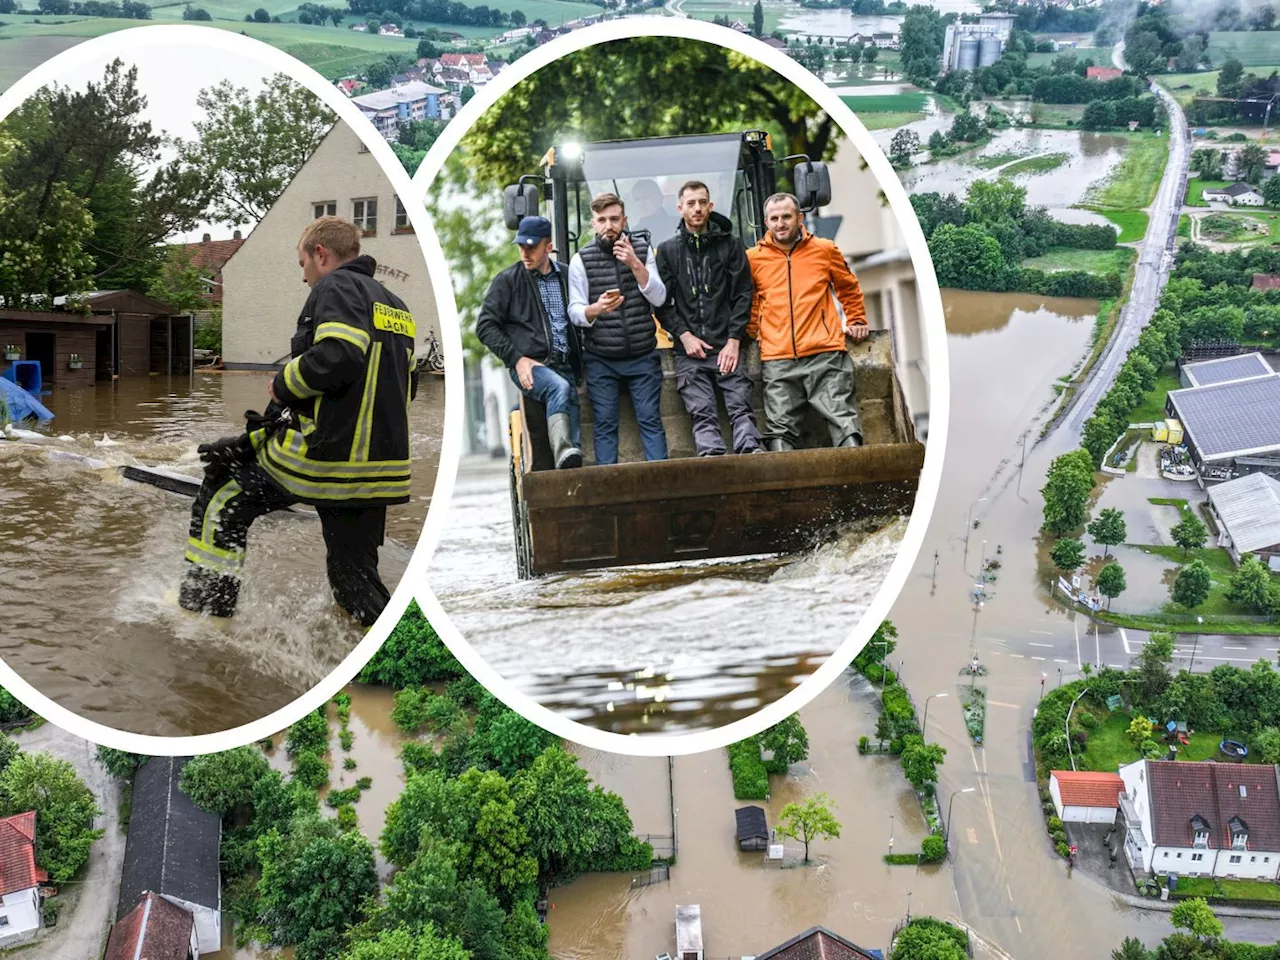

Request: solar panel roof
left=1168, top=374, right=1280, bottom=460
left=1182, top=353, right=1273, bottom=387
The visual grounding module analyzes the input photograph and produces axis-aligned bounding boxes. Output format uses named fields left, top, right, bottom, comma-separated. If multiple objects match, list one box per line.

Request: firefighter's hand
left=514, top=356, right=542, bottom=392
left=719, top=338, right=741, bottom=375
left=679, top=332, right=713, bottom=360
left=845, top=322, right=869, bottom=342
left=613, top=235, right=640, bottom=270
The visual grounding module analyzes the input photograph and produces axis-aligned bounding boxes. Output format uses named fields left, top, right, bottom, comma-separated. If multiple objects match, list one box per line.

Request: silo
left=958, top=36, right=980, bottom=72
left=979, top=35, right=1002, bottom=67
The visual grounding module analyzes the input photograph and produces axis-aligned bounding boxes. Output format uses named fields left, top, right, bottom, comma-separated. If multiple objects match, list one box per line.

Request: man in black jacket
left=476, top=215, right=582, bottom=469
left=178, top=216, right=415, bottom=627
left=656, top=181, right=761, bottom=456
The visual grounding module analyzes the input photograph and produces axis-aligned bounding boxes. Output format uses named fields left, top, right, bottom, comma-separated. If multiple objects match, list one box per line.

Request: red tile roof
left=756, top=927, right=880, bottom=960
left=1146, top=761, right=1280, bottom=851
left=172, top=238, right=244, bottom=276
left=0, top=812, right=45, bottom=896
left=105, top=892, right=195, bottom=960
left=1052, top=771, right=1124, bottom=808
left=440, top=53, right=486, bottom=67
left=1253, top=274, right=1280, bottom=292
left=1087, top=66, right=1123, bottom=81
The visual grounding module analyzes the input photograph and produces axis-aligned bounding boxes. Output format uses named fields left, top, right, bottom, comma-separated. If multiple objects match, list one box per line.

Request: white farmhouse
left=1118, top=759, right=1280, bottom=881
left=0, top=812, right=46, bottom=947
left=1202, top=182, right=1266, bottom=206
left=1049, top=770, right=1123, bottom=823
left=220, top=121, right=439, bottom=370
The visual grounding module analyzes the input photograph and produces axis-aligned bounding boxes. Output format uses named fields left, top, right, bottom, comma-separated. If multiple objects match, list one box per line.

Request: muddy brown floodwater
left=0, top=374, right=442, bottom=736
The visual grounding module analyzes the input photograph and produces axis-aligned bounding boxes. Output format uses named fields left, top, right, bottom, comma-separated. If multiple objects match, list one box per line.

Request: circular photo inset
left=0, top=27, right=458, bottom=745
left=415, top=18, right=947, bottom=748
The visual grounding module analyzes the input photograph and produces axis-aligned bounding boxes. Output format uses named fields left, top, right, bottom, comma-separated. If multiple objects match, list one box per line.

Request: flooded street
left=548, top=675, right=960, bottom=960
left=431, top=456, right=908, bottom=733
left=0, top=374, right=442, bottom=736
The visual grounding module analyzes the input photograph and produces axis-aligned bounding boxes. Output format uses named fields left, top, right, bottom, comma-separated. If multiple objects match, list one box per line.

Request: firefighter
left=178, top=216, right=416, bottom=628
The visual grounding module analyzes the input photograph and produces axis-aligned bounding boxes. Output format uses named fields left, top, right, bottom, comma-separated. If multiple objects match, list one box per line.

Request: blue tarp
left=0, top=376, right=54, bottom=422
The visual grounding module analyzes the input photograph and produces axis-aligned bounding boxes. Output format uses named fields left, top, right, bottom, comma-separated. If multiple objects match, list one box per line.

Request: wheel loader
left=500, top=130, right=926, bottom=578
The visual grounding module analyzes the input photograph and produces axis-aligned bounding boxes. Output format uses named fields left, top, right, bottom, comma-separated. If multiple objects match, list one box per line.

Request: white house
left=1118, top=759, right=1280, bottom=881
left=1049, top=770, right=1123, bottom=823
left=116, top=758, right=222, bottom=954
left=0, top=812, right=46, bottom=947
left=1203, top=182, right=1266, bottom=206
left=676, top=904, right=704, bottom=960
left=220, top=121, right=439, bottom=370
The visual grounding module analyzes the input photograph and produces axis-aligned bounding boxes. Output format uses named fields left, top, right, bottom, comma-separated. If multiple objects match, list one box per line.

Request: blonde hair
left=298, top=216, right=362, bottom=261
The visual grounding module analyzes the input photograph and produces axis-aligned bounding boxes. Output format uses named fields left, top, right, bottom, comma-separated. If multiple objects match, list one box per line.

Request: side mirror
left=793, top=160, right=832, bottom=210
left=503, top=183, right=540, bottom=230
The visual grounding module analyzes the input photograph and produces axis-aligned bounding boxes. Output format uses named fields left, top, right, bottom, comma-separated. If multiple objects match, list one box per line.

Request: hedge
left=727, top=738, right=769, bottom=800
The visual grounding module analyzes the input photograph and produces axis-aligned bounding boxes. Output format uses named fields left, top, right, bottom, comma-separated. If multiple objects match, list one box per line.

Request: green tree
left=0, top=735, right=19, bottom=777
left=452, top=768, right=538, bottom=901
left=0, top=752, right=103, bottom=883
left=1172, top=560, right=1212, bottom=611
left=966, top=176, right=1026, bottom=224
left=1171, top=511, right=1207, bottom=554
left=286, top=708, right=330, bottom=757
left=1169, top=897, right=1223, bottom=939
left=1087, top=508, right=1127, bottom=558
left=1113, top=936, right=1153, bottom=960
left=1253, top=726, right=1280, bottom=764
left=148, top=245, right=209, bottom=315
left=1050, top=538, right=1087, bottom=576
left=927, top=223, right=1005, bottom=289
left=1191, top=148, right=1224, bottom=180
left=358, top=601, right=464, bottom=687
left=889, top=128, right=920, bottom=168
left=898, top=4, right=945, bottom=81
left=178, top=73, right=335, bottom=227
left=1128, top=714, right=1155, bottom=748
left=341, top=924, right=470, bottom=960
left=1136, top=632, right=1176, bottom=703
left=1237, top=143, right=1268, bottom=184
left=1041, top=449, right=1096, bottom=536
left=900, top=735, right=946, bottom=796
left=257, top=820, right=378, bottom=945
left=180, top=746, right=272, bottom=817
left=1097, top=562, right=1126, bottom=610
left=1217, top=58, right=1245, bottom=98
left=760, top=714, right=809, bottom=773
left=751, top=0, right=763, bottom=37
left=1264, top=175, right=1280, bottom=208
left=472, top=709, right=557, bottom=778
left=417, top=38, right=441, bottom=60
left=775, top=791, right=841, bottom=862
left=94, top=747, right=142, bottom=780
left=891, top=918, right=968, bottom=960
left=920, top=832, right=946, bottom=862
left=927, top=129, right=949, bottom=154
left=1226, top=553, right=1272, bottom=612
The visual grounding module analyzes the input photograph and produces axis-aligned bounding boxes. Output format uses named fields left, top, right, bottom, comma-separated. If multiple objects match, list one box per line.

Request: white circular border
left=0, top=24, right=467, bottom=756
left=407, top=16, right=951, bottom=756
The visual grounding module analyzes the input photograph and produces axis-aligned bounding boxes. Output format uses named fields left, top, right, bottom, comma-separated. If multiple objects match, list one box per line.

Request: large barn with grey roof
left=1167, top=353, right=1280, bottom=483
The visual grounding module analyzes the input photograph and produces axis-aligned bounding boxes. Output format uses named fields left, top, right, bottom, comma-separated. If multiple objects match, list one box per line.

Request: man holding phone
left=655, top=180, right=761, bottom=456
left=568, top=191, right=669, bottom=464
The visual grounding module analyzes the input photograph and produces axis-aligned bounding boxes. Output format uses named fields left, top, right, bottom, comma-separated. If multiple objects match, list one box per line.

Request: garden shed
left=735, top=806, right=769, bottom=851
left=675, top=904, right=703, bottom=960
left=1049, top=770, right=1123, bottom=824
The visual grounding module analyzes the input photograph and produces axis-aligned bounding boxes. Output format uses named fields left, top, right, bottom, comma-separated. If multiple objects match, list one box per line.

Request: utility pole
left=1017, top=428, right=1029, bottom=495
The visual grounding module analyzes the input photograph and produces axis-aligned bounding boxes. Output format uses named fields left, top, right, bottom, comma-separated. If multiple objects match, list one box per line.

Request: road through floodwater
left=0, top=373, right=442, bottom=736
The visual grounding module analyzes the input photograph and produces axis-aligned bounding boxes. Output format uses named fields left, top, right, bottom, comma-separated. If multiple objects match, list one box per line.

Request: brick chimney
left=202, top=233, right=211, bottom=242
left=233, top=229, right=242, bottom=240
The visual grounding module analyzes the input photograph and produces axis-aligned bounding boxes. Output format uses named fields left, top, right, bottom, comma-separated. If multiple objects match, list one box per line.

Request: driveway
left=10, top=722, right=123, bottom=960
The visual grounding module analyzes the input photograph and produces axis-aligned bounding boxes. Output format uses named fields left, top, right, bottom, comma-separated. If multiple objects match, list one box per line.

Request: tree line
left=347, top=0, right=516, bottom=27
left=912, top=176, right=1124, bottom=298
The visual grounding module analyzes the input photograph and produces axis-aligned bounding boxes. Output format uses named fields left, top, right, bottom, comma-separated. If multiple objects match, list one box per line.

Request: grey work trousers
left=673, top=349, right=761, bottom=455
left=762, top=349, right=863, bottom=449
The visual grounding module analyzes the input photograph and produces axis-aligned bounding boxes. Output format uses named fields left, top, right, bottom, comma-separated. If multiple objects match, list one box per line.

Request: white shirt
left=567, top=242, right=667, bottom=328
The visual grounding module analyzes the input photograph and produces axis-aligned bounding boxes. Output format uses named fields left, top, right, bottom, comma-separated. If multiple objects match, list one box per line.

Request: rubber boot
left=839, top=433, right=864, bottom=448
left=547, top=412, right=583, bottom=469
left=767, top=437, right=795, bottom=453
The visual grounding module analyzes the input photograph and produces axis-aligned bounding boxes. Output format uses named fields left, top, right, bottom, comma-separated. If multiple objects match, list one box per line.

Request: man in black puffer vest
left=655, top=181, right=761, bottom=456
left=568, top=192, right=669, bottom=465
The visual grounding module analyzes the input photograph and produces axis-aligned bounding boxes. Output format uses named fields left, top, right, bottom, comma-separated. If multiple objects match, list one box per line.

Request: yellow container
left=1166, top=419, right=1183, bottom=444
left=1151, top=422, right=1169, bottom=441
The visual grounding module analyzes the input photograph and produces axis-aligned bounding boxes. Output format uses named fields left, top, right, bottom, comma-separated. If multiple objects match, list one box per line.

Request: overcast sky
left=50, top=46, right=273, bottom=243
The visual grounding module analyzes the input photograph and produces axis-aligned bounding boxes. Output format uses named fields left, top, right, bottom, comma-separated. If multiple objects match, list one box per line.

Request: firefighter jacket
left=746, top=227, right=867, bottom=362
left=258, top=255, right=415, bottom=507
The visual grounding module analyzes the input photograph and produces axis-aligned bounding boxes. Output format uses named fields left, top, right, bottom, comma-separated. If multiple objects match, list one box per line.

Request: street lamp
left=1190, top=615, right=1204, bottom=672
left=1040, top=672, right=1047, bottom=701
left=922, top=693, right=948, bottom=735
left=946, top=786, right=977, bottom=858
left=889, top=814, right=895, bottom=854
left=965, top=497, right=988, bottom=553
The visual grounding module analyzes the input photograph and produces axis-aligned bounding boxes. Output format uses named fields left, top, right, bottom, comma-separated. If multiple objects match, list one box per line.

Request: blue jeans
left=583, top=352, right=668, bottom=465
left=509, top=362, right=580, bottom=448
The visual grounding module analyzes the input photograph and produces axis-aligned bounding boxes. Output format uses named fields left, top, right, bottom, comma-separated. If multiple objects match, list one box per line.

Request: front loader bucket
left=516, top=442, right=924, bottom=575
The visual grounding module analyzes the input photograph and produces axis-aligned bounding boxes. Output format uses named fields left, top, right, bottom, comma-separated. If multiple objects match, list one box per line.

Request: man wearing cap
left=477, top=215, right=583, bottom=469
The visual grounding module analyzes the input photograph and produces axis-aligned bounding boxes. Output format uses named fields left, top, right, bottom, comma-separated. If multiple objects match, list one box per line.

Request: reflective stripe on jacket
left=745, top=228, right=867, bottom=362
left=266, top=255, right=414, bottom=506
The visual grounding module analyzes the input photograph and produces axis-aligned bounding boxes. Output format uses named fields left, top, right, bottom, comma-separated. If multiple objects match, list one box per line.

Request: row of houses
left=1051, top=760, right=1280, bottom=883
left=0, top=121, right=438, bottom=388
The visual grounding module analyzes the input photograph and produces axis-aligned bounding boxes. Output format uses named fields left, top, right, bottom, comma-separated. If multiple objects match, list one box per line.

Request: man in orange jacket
left=746, top=192, right=868, bottom=451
